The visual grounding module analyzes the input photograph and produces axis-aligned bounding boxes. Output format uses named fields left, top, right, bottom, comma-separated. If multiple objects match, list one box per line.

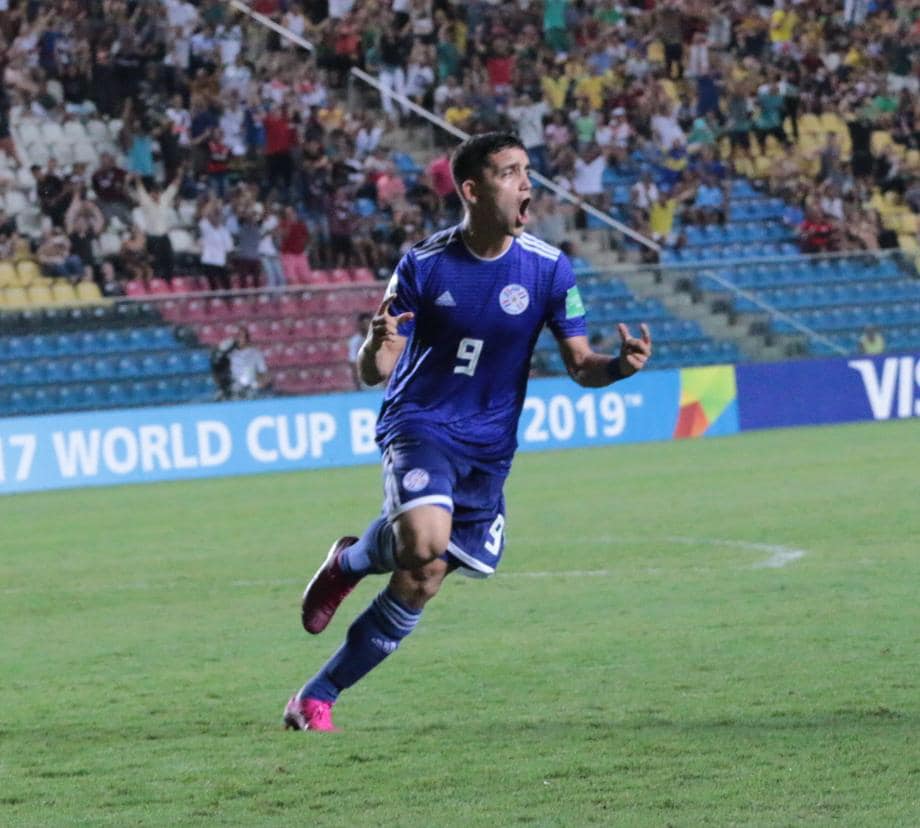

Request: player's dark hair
left=450, top=132, right=526, bottom=188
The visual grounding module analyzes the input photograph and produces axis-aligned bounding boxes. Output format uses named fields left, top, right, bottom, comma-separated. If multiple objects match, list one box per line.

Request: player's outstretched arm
left=558, top=323, right=652, bottom=387
left=357, top=294, right=414, bottom=386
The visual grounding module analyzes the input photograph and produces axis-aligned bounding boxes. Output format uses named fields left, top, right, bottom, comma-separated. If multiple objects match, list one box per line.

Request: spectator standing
left=206, top=127, right=232, bottom=198
left=132, top=174, right=181, bottom=282
left=279, top=206, right=311, bottom=284
left=262, top=103, right=297, bottom=200
left=259, top=207, right=285, bottom=291
left=234, top=208, right=263, bottom=289
left=198, top=202, right=234, bottom=291
left=507, top=92, right=550, bottom=177
left=64, top=193, right=105, bottom=284
left=377, top=19, right=413, bottom=122
left=327, top=187, right=357, bottom=267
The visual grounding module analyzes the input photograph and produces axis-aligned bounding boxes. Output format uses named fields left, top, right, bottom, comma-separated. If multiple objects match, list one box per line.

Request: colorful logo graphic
left=674, top=365, right=738, bottom=438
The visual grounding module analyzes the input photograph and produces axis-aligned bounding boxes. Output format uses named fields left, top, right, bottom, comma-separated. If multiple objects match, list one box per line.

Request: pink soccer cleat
left=300, top=536, right=360, bottom=634
left=283, top=696, right=340, bottom=732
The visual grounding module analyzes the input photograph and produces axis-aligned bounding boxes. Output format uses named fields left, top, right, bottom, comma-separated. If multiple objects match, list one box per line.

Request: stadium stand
left=0, top=0, right=918, bottom=416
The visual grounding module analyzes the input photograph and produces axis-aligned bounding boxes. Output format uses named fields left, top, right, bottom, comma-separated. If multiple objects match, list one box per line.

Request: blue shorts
left=381, top=436, right=507, bottom=577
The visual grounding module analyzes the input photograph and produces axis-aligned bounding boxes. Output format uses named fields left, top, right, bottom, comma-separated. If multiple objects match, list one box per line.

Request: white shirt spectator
left=329, top=0, right=356, bottom=17
left=356, top=124, right=384, bottom=156
left=135, top=181, right=180, bottom=236
left=631, top=179, right=659, bottom=210
left=572, top=155, right=607, bottom=197
left=507, top=100, right=550, bottom=149
left=166, top=105, right=191, bottom=146
left=220, top=105, right=247, bottom=155
left=165, top=32, right=191, bottom=71
left=651, top=112, right=686, bottom=148
left=405, top=62, right=435, bottom=99
left=165, top=0, right=199, bottom=35
left=230, top=346, right=267, bottom=392
left=198, top=217, right=234, bottom=266
left=216, top=24, right=243, bottom=66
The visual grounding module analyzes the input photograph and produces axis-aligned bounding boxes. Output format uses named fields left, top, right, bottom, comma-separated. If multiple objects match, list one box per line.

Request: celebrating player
left=284, top=132, right=652, bottom=731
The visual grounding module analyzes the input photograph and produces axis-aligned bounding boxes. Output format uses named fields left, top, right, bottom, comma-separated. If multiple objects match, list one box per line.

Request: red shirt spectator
left=280, top=214, right=309, bottom=254
left=263, top=109, right=296, bottom=156
left=427, top=154, right=455, bottom=199
left=91, top=153, right=129, bottom=204
left=799, top=210, right=834, bottom=253
left=206, top=135, right=231, bottom=174
left=486, top=53, right=515, bottom=92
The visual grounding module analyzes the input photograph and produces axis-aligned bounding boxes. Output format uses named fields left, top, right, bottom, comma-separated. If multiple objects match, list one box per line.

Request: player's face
left=477, top=147, right=533, bottom=237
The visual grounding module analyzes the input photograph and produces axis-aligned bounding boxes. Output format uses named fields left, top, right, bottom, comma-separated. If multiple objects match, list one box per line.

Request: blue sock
left=339, top=516, right=398, bottom=576
left=298, top=588, right=421, bottom=703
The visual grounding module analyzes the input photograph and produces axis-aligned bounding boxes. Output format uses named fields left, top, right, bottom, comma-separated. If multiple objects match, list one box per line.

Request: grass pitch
left=2, top=420, right=919, bottom=826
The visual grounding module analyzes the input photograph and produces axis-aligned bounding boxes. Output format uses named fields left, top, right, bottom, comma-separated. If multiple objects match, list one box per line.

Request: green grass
left=2, top=420, right=919, bottom=826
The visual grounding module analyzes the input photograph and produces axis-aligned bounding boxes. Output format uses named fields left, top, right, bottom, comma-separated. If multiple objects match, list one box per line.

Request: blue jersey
left=375, top=225, right=587, bottom=466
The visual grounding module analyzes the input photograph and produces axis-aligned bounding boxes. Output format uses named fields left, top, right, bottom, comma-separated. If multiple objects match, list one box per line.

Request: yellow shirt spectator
left=573, top=73, right=611, bottom=111
left=649, top=198, right=677, bottom=237
left=445, top=105, right=474, bottom=127
left=770, top=9, right=798, bottom=43
left=542, top=74, right=570, bottom=110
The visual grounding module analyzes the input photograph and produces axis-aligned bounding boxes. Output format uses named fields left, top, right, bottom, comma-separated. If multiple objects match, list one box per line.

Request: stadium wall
left=1, top=352, right=916, bottom=495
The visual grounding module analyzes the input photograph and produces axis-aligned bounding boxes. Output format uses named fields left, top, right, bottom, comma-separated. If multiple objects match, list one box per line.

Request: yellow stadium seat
left=75, top=281, right=102, bottom=303
left=0, top=261, right=17, bottom=288
left=752, top=155, right=772, bottom=178
left=798, top=113, right=822, bottom=138
left=899, top=213, right=919, bottom=234
left=647, top=40, right=664, bottom=63
left=4, top=286, right=29, bottom=308
left=905, top=149, right=920, bottom=169
left=871, top=130, right=893, bottom=156
left=17, top=260, right=40, bottom=286
left=897, top=234, right=919, bottom=253
left=52, top=281, right=77, bottom=305
left=820, top=112, right=846, bottom=134
left=27, top=284, right=54, bottom=306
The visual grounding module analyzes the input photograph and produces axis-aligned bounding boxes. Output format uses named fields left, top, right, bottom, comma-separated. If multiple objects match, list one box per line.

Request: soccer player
left=284, top=133, right=652, bottom=731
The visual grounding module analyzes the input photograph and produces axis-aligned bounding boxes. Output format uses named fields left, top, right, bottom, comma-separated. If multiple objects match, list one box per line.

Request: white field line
left=663, top=536, right=808, bottom=569
left=0, top=537, right=807, bottom=595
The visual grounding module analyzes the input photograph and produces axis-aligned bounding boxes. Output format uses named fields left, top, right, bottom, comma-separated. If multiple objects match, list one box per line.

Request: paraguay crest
left=499, top=283, right=529, bottom=315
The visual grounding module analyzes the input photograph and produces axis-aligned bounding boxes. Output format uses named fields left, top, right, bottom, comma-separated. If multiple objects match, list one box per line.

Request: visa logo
left=848, top=356, right=920, bottom=420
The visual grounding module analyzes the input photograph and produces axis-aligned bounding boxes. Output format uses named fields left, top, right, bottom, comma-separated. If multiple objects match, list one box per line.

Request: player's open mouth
left=517, top=198, right=531, bottom=225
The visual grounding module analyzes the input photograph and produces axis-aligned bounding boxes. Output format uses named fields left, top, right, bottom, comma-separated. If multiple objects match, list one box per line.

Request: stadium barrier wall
left=1, top=352, right=915, bottom=495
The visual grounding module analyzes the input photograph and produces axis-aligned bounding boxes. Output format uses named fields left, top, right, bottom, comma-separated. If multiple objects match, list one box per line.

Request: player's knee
left=390, top=561, right=447, bottom=609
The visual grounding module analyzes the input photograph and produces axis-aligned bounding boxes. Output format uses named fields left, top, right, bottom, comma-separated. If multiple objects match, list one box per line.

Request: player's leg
left=287, top=440, right=457, bottom=730
left=301, top=439, right=454, bottom=633
left=287, top=556, right=452, bottom=727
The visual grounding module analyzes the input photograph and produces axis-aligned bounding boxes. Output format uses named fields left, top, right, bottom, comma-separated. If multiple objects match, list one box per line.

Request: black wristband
left=605, top=358, right=623, bottom=382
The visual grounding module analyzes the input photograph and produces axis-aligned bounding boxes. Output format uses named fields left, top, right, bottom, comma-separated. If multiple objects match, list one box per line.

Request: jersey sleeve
left=383, top=251, right=419, bottom=336
left=546, top=253, right=588, bottom=340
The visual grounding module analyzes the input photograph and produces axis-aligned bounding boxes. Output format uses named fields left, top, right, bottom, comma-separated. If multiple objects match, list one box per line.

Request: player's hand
left=617, top=322, right=652, bottom=376
left=369, top=294, right=414, bottom=351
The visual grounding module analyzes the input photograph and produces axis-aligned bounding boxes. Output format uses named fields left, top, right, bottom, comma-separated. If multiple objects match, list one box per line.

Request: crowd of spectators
left=0, top=0, right=918, bottom=299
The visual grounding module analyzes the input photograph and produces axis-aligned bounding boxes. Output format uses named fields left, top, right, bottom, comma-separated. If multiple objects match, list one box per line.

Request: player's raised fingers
left=639, top=323, right=652, bottom=346
left=376, top=293, right=397, bottom=316
left=394, top=311, right=415, bottom=324
left=617, top=322, right=631, bottom=344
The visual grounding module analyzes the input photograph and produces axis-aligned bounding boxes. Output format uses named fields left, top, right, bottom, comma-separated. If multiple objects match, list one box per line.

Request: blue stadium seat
left=130, top=381, right=156, bottom=405
left=117, top=356, right=140, bottom=378
left=187, top=351, right=210, bottom=373
left=104, top=382, right=131, bottom=407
